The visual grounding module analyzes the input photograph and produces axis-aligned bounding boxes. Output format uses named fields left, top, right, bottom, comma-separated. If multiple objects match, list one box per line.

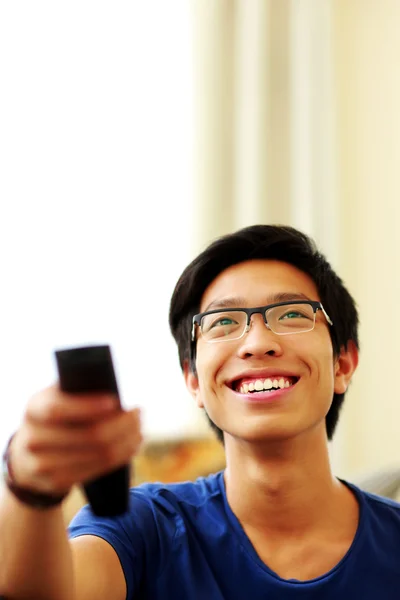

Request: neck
left=224, top=426, right=344, bottom=537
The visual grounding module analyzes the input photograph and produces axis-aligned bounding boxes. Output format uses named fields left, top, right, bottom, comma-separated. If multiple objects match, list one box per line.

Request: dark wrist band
left=2, top=434, right=67, bottom=510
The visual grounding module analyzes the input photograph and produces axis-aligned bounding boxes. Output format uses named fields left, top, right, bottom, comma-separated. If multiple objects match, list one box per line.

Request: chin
left=225, top=423, right=304, bottom=444
left=228, top=415, right=329, bottom=445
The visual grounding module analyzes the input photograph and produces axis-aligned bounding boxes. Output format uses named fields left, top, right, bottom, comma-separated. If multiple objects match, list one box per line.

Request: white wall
left=0, top=1, right=207, bottom=451
left=333, top=0, right=400, bottom=479
left=191, top=0, right=400, bottom=481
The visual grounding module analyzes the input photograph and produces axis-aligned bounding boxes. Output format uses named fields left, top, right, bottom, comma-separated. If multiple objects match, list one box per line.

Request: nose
left=237, top=313, right=284, bottom=359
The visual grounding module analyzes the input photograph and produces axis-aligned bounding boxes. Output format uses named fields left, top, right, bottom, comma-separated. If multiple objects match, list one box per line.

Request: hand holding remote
left=7, top=347, right=141, bottom=517
left=54, top=345, right=132, bottom=516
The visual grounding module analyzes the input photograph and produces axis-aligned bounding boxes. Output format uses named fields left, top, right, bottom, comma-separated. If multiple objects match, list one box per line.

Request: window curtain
left=190, top=0, right=400, bottom=480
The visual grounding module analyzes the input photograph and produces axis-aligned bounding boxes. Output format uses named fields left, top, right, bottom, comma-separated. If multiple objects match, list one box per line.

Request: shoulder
left=69, top=469, right=224, bottom=533
left=347, top=479, right=400, bottom=507
left=345, top=479, right=400, bottom=523
left=132, top=470, right=224, bottom=507
left=67, top=471, right=225, bottom=598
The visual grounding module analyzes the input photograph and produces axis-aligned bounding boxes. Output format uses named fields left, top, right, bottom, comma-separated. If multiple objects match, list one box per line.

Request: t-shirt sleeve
left=67, top=487, right=176, bottom=600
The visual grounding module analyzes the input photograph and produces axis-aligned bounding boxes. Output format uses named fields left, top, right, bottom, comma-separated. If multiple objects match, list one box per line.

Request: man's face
left=185, top=259, right=357, bottom=444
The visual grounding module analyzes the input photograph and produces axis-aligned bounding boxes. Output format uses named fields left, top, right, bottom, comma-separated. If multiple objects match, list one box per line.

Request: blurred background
left=1, top=0, right=400, bottom=518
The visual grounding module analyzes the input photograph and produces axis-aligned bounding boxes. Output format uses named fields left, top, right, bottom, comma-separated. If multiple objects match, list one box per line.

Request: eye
left=280, top=310, right=311, bottom=320
left=210, top=317, right=238, bottom=328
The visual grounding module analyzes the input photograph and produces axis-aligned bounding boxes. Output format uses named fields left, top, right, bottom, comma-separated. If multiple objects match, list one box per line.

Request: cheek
left=196, top=344, right=226, bottom=377
left=294, top=332, right=334, bottom=379
left=318, top=336, right=335, bottom=374
left=311, top=338, right=337, bottom=395
left=195, top=343, right=231, bottom=389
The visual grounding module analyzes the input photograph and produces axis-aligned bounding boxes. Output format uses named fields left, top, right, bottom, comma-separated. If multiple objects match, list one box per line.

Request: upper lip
left=226, top=368, right=300, bottom=389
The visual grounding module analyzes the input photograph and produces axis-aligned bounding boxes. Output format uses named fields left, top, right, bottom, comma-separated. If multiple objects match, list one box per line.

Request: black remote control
left=54, top=345, right=130, bottom=517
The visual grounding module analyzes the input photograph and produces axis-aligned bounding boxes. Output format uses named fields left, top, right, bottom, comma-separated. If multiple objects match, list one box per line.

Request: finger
left=87, top=408, right=142, bottom=447
left=26, top=385, right=119, bottom=425
left=75, top=433, right=141, bottom=484
left=22, top=408, right=142, bottom=452
left=24, top=428, right=142, bottom=494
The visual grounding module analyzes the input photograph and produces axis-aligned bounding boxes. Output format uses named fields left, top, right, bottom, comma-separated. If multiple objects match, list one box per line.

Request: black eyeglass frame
left=191, top=300, right=333, bottom=343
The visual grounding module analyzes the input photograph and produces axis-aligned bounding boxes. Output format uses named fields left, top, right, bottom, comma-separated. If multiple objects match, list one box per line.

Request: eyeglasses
left=191, top=300, right=333, bottom=343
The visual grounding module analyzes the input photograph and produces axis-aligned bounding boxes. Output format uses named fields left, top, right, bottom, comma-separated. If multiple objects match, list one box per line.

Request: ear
left=183, top=360, right=204, bottom=408
left=334, top=340, right=359, bottom=394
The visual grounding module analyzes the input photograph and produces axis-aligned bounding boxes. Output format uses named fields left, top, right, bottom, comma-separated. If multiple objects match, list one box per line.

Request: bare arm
left=0, top=493, right=127, bottom=600
left=0, top=490, right=75, bottom=600
left=71, top=535, right=127, bottom=600
left=0, top=386, right=142, bottom=600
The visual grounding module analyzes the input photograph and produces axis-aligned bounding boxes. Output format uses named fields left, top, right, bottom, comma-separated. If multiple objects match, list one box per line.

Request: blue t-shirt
left=68, top=470, right=400, bottom=599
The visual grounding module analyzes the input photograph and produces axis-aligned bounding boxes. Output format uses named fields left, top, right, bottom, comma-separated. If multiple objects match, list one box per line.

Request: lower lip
left=233, top=382, right=298, bottom=403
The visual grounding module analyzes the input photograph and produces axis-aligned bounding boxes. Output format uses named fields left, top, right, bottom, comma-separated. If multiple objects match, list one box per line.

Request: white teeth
left=264, top=378, right=273, bottom=389
left=238, top=377, right=295, bottom=394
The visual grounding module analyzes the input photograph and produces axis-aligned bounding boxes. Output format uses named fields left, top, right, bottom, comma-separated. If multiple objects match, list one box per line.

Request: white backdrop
left=0, top=1, right=204, bottom=451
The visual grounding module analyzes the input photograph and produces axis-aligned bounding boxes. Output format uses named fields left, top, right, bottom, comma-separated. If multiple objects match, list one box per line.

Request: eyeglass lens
left=200, top=303, right=316, bottom=341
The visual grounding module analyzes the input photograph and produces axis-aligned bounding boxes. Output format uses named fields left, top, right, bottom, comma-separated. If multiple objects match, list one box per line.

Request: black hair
left=169, top=225, right=359, bottom=442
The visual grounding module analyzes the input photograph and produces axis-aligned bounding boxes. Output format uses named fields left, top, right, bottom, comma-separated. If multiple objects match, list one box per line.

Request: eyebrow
left=203, top=292, right=313, bottom=312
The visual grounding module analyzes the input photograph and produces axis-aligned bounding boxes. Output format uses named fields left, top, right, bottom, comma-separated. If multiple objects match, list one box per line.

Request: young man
left=1, top=224, right=400, bottom=599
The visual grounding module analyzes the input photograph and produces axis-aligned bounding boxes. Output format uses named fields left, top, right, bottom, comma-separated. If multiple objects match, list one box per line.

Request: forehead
left=200, top=259, right=320, bottom=311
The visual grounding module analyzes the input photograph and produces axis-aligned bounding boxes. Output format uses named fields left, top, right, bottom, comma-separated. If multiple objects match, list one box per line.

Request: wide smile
left=227, top=375, right=300, bottom=403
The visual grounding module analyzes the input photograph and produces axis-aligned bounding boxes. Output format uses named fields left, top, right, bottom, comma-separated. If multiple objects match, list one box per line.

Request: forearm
left=0, top=487, right=75, bottom=600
